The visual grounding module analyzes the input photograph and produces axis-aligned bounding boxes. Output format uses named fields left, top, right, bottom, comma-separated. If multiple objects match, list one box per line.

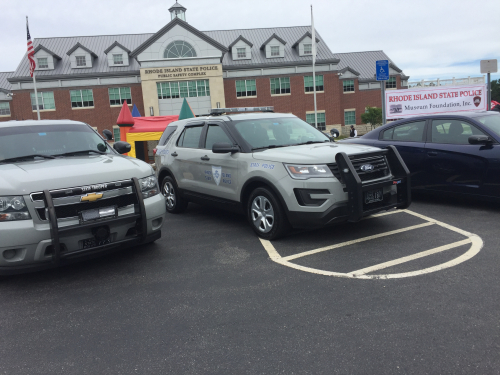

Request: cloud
left=0, top=0, right=498, bottom=84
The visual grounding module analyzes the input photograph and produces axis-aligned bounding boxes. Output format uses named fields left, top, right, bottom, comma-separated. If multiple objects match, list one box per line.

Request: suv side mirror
left=103, top=129, right=113, bottom=141
left=330, top=128, right=340, bottom=138
left=113, top=141, right=131, bottom=154
left=212, top=142, right=239, bottom=154
left=468, top=135, right=493, bottom=145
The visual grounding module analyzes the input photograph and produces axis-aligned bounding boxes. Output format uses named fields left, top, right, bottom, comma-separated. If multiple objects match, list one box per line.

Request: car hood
left=252, top=142, right=382, bottom=164
left=0, top=155, right=154, bottom=196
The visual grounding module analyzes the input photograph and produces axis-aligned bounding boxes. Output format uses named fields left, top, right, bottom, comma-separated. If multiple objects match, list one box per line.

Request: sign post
left=376, top=60, right=389, bottom=123
left=480, top=59, right=498, bottom=110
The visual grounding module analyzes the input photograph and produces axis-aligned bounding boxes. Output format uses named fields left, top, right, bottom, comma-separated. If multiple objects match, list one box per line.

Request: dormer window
left=236, top=48, right=246, bottom=58
left=270, top=46, right=280, bottom=57
left=113, top=54, right=124, bottom=65
left=304, top=44, right=312, bottom=55
left=37, top=58, right=48, bottom=69
left=260, top=34, right=286, bottom=59
left=76, top=56, right=86, bottom=67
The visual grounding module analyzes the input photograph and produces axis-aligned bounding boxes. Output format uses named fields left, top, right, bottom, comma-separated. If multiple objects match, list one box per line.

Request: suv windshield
left=0, top=124, right=111, bottom=162
left=232, top=117, right=330, bottom=150
left=476, top=114, right=500, bottom=138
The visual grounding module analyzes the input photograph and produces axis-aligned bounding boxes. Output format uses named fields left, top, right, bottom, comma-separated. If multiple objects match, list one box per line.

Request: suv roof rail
left=209, top=106, right=274, bottom=115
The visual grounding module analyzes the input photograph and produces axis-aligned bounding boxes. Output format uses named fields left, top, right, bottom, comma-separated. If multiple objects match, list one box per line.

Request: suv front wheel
left=162, top=176, right=188, bottom=214
left=247, top=187, right=289, bottom=240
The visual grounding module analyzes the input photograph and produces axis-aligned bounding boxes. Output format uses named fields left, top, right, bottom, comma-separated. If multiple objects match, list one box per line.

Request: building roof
left=332, top=50, right=406, bottom=81
left=0, top=71, right=14, bottom=93
left=8, top=22, right=405, bottom=81
left=204, top=26, right=339, bottom=69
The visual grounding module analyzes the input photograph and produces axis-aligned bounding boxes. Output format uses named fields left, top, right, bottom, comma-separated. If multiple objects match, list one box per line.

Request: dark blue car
left=341, top=111, right=500, bottom=201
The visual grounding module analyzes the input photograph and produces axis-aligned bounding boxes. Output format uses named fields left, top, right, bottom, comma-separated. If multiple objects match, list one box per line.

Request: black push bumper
left=0, top=177, right=157, bottom=275
left=287, top=146, right=411, bottom=228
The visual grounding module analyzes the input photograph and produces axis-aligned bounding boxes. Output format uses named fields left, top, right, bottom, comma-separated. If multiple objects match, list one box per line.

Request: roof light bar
left=209, top=106, right=274, bottom=115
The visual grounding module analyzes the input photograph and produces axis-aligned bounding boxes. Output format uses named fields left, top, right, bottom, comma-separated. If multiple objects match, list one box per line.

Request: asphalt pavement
left=1, top=193, right=499, bottom=374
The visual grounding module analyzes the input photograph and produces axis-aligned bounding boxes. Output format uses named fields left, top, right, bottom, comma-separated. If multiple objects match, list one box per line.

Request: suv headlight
left=138, top=175, right=159, bottom=199
left=284, top=164, right=334, bottom=180
left=0, top=196, right=31, bottom=222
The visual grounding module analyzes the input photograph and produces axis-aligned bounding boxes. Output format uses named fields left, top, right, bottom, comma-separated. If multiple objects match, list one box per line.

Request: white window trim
left=109, top=87, right=132, bottom=107
left=75, top=55, right=87, bottom=67
left=235, top=79, right=257, bottom=98
left=70, top=89, right=94, bottom=109
left=112, top=54, right=124, bottom=65
left=303, top=44, right=312, bottom=55
left=30, top=91, right=55, bottom=111
left=37, top=57, right=49, bottom=69
left=236, top=48, right=246, bottom=58
left=270, top=46, right=280, bottom=57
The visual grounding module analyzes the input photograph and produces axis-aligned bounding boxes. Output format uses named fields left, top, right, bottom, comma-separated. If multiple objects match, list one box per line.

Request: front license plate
left=80, top=206, right=117, bottom=222
left=365, top=189, right=383, bottom=204
left=82, top=237, right=112, bottom=249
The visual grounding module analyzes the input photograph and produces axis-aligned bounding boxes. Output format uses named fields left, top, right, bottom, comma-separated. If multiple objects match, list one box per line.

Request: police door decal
left=212, top=166, right=222, bottom=186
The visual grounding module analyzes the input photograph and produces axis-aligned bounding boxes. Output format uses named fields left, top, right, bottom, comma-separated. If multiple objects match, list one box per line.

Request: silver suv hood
left=252, top=143, right=382, bottom=164
left=0, top=155, right=154, bottom=196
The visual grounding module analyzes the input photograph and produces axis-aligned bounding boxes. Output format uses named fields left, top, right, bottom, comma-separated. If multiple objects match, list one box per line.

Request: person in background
left=349, top=125, right=358, bottom=137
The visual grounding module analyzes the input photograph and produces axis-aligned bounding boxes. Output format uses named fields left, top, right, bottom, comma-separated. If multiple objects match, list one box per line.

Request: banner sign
left=385, top=84, right=487, bottom=119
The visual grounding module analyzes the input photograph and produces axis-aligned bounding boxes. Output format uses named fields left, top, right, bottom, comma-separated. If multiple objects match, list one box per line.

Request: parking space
left=0, top=194, right=499, bottom=374
left=260, top=209, right=482, bottom=279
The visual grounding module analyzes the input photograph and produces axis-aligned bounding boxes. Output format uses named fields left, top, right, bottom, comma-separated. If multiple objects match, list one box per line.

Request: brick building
left=0, top=1, right=409, bottom=138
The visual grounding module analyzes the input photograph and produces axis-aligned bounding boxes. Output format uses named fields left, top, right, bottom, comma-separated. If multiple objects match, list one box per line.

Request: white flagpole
left=33, top=71, right=41, bottom=120
left=311, top=5, right=317, bottom=129
left=27, top=16, right=41, bottom=120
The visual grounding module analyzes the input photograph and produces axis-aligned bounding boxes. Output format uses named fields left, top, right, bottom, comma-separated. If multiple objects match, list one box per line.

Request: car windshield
left=0, top=124, right=111, bottom=162
left=475, top=114, right=500, bottom=138
left=232, top=117, right=330, bottom=150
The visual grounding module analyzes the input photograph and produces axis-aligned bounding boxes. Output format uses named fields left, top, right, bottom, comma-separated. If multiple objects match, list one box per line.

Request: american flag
left=26, top=17, right=35, bottom=77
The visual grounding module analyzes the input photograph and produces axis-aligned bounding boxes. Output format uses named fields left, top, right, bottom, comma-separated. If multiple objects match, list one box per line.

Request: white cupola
left=169, top=1, right=187, bottom=22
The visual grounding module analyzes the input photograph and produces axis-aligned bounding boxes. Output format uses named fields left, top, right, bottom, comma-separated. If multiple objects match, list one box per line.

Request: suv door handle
left=427, top=151, right=438, bottom=156
left=201, top=155, right=210, bottom=161
left=171, top=152, right=178, bottom=157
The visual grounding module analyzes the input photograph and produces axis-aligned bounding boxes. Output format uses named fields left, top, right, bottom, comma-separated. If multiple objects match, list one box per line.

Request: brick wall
left=3, top=84, right=144, bottom=136
left=223, top=73, right=404, bottom=131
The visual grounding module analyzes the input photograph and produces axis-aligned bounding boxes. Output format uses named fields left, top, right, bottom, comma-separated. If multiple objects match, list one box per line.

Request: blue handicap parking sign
left=376, top=60, right=389, bottom=81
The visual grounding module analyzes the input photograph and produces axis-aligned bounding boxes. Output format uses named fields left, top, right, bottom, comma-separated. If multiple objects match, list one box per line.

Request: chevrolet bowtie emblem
left=81, top=193, right=103, bottom=202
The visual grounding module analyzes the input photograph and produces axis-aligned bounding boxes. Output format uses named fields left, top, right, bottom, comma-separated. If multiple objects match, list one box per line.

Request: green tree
left=361, top=107, right=383, bottom=129
left=491, top=79, right=500, bottom=102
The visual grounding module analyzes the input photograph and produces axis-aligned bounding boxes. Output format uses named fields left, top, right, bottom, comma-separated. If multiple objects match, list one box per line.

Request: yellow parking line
left=349, top=238, right=472, bottom=276
left=281, top=222, right=434, bottom=261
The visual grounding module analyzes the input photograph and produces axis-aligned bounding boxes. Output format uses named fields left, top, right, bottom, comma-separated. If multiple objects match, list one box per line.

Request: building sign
left=142, top=65, right=219, bottom=79
left=385, top=84, right=487, bottom=119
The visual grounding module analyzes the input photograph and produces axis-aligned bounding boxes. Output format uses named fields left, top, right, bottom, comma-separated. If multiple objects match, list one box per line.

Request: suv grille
left=328, top=154, right=390, bottom=183
left=32, top=180, right=138, bottom=221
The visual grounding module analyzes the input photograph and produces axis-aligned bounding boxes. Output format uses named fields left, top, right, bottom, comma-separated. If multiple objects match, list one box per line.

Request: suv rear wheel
left=247, top=187, right=289, bottom=240
left=162, top=176, right=188, bottom=214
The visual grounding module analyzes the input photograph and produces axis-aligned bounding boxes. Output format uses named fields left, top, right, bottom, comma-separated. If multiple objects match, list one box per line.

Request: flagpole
left=311, top=5, right=317, bottom=129
left=26, top=16, right=40, bottom=120
left=32, top=70, right=41, bottom=120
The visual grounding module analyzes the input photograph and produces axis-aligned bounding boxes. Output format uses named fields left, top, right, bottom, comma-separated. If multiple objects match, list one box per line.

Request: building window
left=113, top=127, right=121, bottom=141
left=235, top=79, right=256, bottom=97
left=164, top=41, right=197, bottom=58
left=343, top=79, right=355, bottom=92
left=386, top=77, right=396, bottom=89
left=76, top=56, right=87, bottom=67
left=236, top=48, right=246, bottom=58
left=37, top=57, right=48, bottom=69
left=270, top=46, right=280, bottom=57
left=344, top=110, right=356, bottom=125
left=270, top=77, right=290, bottom=95
left=157, top=80, right=210, bottom=99
left=70, top=89, right=94, bottom=108
left=109, top=87, right=131, bottom=105
left=0, top=102, right=10, bottom=116
left=304, top=44, right=312, bottom=55
left=304, top=75, right=323, bottom=92
left=113, top=54, right=124, bottom=65
left=306, top=113, right=326, bottom=131
left=30, top=92, right=56, bottom=110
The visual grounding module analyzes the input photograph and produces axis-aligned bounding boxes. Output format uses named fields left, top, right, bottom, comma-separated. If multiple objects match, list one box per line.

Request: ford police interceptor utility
left=0, top=120, right=166, bottom=274
left=155, top=107, right=411, bottom=240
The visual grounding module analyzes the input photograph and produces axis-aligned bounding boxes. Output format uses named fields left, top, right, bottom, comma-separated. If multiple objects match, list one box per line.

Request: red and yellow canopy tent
left=116, top=102, right=178, bottom=158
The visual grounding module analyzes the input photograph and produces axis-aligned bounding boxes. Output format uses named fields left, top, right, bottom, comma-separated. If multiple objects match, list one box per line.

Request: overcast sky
left=1, top=0, right=498, bottom=81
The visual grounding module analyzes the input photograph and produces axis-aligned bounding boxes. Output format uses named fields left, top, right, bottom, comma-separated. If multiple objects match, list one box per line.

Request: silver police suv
left=0, top=120, right=166, bottom=274
left=155, top=108, right=411, bottom=240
